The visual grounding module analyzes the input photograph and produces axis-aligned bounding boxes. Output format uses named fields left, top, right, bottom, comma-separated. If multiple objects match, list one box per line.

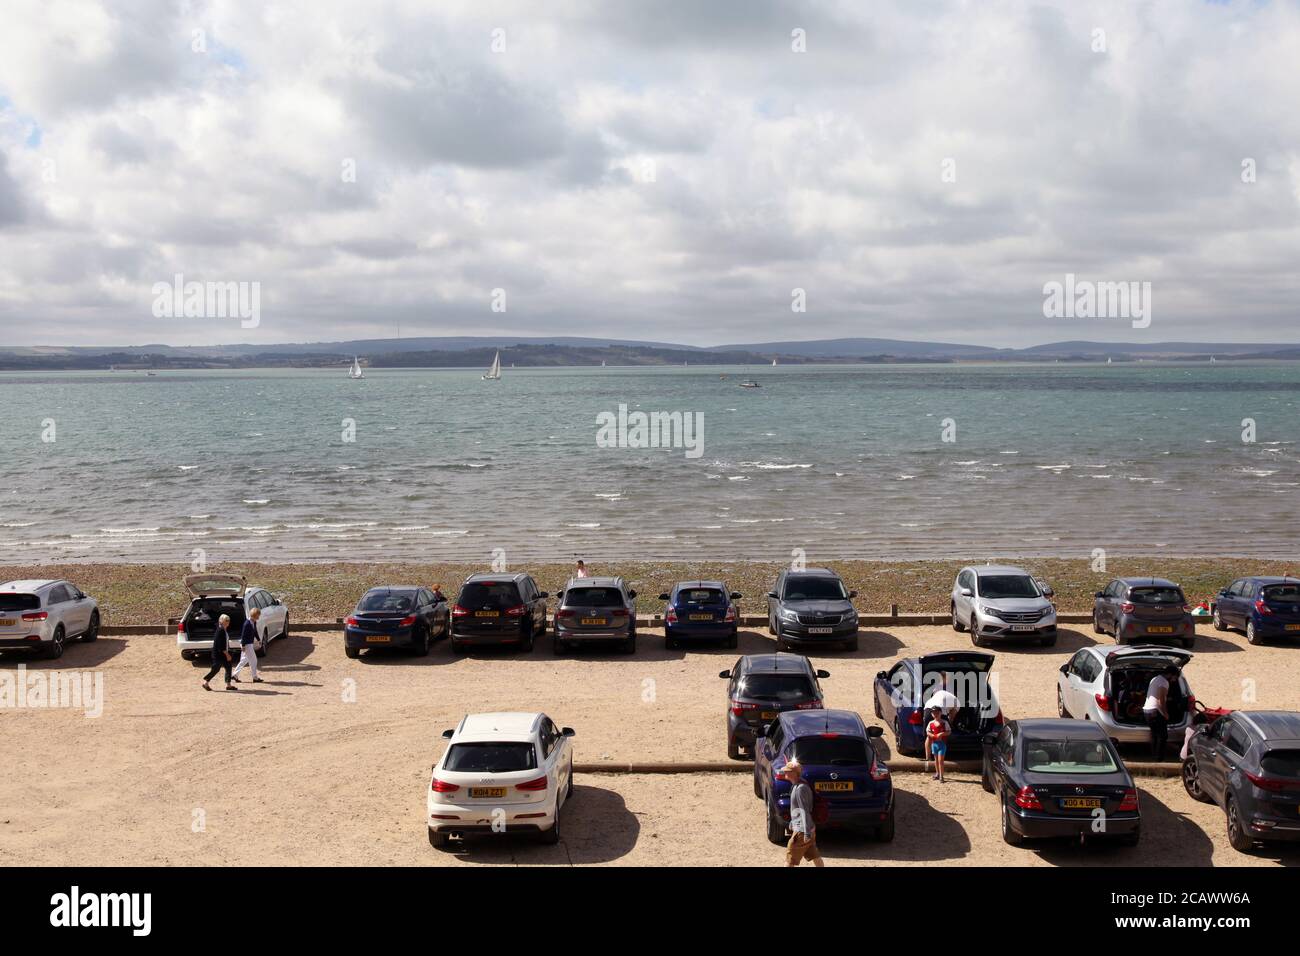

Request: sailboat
left=1210, top=355, right=1217, bottom=364
left=1106, top=357, right=1113, bottom=365
left=601, top=360, right=607, bottom=367
left=771, top=358, right=777, bottom=367
left=348, top=356, right=364, bottom=379
left=482, top=351, right=502, bottom=381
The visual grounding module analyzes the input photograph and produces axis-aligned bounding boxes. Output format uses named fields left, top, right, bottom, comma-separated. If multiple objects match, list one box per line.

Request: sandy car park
left=3, top=622, right=1299, bottom=867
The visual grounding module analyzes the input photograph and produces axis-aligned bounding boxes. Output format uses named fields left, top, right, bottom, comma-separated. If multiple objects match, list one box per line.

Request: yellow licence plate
left=761, top=711, right=778, bottom=720
left=689, top=614, right=713, bottom=620
left=475, top=610, right=499, bottom=617
left=1287, top=624, right=1300, bottom=631
left=1146, top=626, right=1174, bottom=634
left=365, top=635, right=390, bottom=643
left=814, top=781, right=854, bottom=792
left=0, top=619, right=14, bottom=627
left=469, top=787, right=507, bottom=799
left=581, top=618, right=606, bottom=626
left=1061, top=797, right=1102, bottom=809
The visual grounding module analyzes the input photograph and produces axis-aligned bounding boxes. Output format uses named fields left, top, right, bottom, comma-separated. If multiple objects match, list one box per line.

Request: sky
left=0, top=0, right=1297, bottom=349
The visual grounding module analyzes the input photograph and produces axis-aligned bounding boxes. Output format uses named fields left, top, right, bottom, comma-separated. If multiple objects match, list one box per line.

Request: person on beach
left=202, top=614, right=236, bottom=691
left=231, top=607, right=264, bottom=684
left=780, top=759, right=824, bottom=867
left=1143, top=665, right=1179, bottom=760
left=430, top=583, right=446, bottom=602
left=925, top=706, right=950, bottom=782
left=575, top=559, right=588, bottom=578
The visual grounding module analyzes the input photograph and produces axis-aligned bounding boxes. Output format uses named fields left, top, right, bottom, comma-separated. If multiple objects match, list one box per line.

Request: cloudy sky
left=0, top=0, right=1297, bottom=348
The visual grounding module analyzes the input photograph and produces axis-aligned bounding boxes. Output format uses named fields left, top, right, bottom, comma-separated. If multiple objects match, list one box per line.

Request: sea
left=1, top=362, right=1298, bottom=564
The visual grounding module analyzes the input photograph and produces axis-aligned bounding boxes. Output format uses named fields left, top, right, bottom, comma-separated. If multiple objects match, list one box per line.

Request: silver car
left=951, top=565, right=1057, bottom=647
left=1057, top=645, right=1193, bottom=748
left=0, top=579, right=100, bottom=659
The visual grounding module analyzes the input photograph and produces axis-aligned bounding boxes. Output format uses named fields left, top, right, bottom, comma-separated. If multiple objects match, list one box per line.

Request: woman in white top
left=1142, top=665, right=1179, bottom=760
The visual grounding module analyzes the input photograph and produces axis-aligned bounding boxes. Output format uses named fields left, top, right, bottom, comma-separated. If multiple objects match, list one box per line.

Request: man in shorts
left=780, top=759, right=824, bottom=867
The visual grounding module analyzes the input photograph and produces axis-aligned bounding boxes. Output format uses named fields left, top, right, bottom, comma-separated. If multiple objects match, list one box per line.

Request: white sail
left=349, top=356, right=364, bottom=379
left=483, top=351, right=502, bottom=380
left=771, top=358, right=777, bottom=366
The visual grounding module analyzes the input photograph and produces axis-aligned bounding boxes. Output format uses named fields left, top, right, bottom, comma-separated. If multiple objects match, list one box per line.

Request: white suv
left=428, top=712, right=575, bottom=848
left=0, top=579, right=100, bottom=659
left=176, top=573, right=289, bottom=660
left=951, top=565, right=1057, bottom=647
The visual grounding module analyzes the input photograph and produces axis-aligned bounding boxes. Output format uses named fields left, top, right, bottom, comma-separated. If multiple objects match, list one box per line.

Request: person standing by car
left=430, top=583, right=446, bottom=603
left=780, top=759, right=824, bottom=867
left=231, top=607, right=264, bottom=684
left=202, top=614, right=235, bottom=691
left=1143, top=664, right=1179, bottom=759
left=575, top=559, right=588, bottom=579
left=925, top=706, right=951, bottom=782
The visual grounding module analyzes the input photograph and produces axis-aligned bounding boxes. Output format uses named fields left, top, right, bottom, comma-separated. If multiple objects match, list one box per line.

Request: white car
left=951, top=564, right=1058, bottom=647
left=176, top=573, right=289, bottom=660
left=0, top=579, right=100, bottom=659
left=428, top=712, right=575, bottom=848
left=1056, top=645, right=1194, bottom=747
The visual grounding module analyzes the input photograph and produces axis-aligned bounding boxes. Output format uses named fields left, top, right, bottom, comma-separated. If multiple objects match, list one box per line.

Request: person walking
left=925, top=705, right=951, bottom=782
left=780, top=759, right=824, bottom=867
left=231, top=607, right=264, bottom=684
left=1144, top=664, right=1179, bottom=760
left=202, top=614, right=236, bottom=691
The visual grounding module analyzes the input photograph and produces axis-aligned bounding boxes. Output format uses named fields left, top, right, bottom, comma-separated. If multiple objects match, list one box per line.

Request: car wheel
left=1247, top=620, right=1263, bottom=646
left=753, top=767, right=762, bottom=798
left=1212, top=607, right=1227, bottom=631
left=450, top=639, right=466, bottom=655
left=414, top=626, right=431, bottom=657
left=845, top=635, right=859, bottom=652
left=765, top=797, right=786, bottom=846
left=1039, top=632, right=1056, bottom=647
left=256, top=630, right=269, bottom=658
left=767, top=615, right=776, bottom=636
left=552, top=637, right=566, bottom=656
left=1092, top=611, right=1104, bottom=635
left=46, top=626, right=65, bottom=660
left=345, top=646, right=360, bottom=660
left=876, top=807, right=896, bottom=843
left=1056, top=685, right=1070, bottom=718
left=981, top=757, right=995, bottom=794
left=521, top=622, right=535, bottom=653
left=539, top=802, right=561, bottom=845
left=665, top=632, right=677, bottom=650
left=726, top=628, right=738, bottom=649
left=1001, top=794, right=1024, bottom=846
left=727, top=736, right=743, bottom=761
left=970, top=616, right=987, bottom=648
left=1182, top=637, right=1194, bottom=650
left=427, top=827, right=449, bottom=849
left=82, top=611, right=99, bottom=642
left=1226, top=797, right=1254, bottom=852
left=1182, top=756, right=1212, bottom=803
left=280, top=613, right=289, bottom=640
left=566, top=762, right=574, bottom=799
left=1116, top=827, right=1140, bottom=848
left=952, top=603, right=966, bottom=632
left=623, top=632, right=636, bottom=655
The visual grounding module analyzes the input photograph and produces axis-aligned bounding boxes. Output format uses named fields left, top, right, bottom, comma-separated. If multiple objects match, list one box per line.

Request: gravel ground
left=2, top=621, right=1299, bottom=867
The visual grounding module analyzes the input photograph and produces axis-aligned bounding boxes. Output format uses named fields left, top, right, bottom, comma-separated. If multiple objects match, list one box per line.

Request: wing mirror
left=658, top=592, right=670, bottom=601
left=1040, top=584, right=1055, bottom=597
left=1059, top=663, right=1069, bottom=674
left=561, top=727, right=576, bottom=737
left=767, top=591, right=779, bottom=600
left=960, top=588, right=973, bottom=597
left=718, top=669, right=732, bottom=679
left=875, top=670, right=887, bottom=680
left=1095, top=591, right=1106, bottom=599
left=848, top=589, right=858, bottom=599
left=815, top=669, right=830, bottom=679
left=538, top=591, right=549, bottom=599
left=441, top=729, right=454, bottom=739
left=866, top=726, right=884, bottom=738
left=628, top=589, right=637, bottom=599
left=730, top=592, right=742, bottom=600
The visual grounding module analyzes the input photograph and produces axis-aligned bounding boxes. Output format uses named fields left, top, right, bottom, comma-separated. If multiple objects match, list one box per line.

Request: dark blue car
left=659, top=580, right=740, bottom=649
left=874, top=650, right=1003, bottom=757
left=1212, top=577, right=1300, bottom=645
left=753, top=709, right=893, bottom=843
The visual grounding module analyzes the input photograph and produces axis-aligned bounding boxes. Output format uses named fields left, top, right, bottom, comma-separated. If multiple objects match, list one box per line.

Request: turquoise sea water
left=1, top=362, right=1298, bottom=564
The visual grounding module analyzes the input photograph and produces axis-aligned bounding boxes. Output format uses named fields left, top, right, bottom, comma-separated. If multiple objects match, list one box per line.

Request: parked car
left=0, top=579, right=100, bottom=659
left=981, top=718, right=1141, bottom=846
left=660, top=580, right=741, bottom=649
left=874, top=650, right=1003, bottom=757
left=1092, top=577, right=1194, bottom=648
left=766, top=567, right=859, bottom=652
left=448, top=573, right=548, bottom=654
left=753, top=709, right=893, bottom=843
left=176, top=573, right=288, bottom=661
left=553, top=576, right=637, bottom=654
left=1056, top=645, right=1193, bottom=753
left=1212, top=577, right=1300, bottom=645
left=719, top=653, right=829, bottom=760
left=427, top=712, right=574, bottom=848
left=951, top=565, right=1056, bottom=647
left=344, top=586, right=449, bottom=659
left=1182, top=710, right=1300, bottom=851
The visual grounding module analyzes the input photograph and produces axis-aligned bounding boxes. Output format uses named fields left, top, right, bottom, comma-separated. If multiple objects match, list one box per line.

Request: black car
left=449, top=573, right=548, bottom=653
left=982, top=718, right=1141, bottom=847
left=344, top=586, right=449, bottom=658
left=719, top=653, right=829, bottom=760
left=1182, top=710, right=1300, bottom=851
left=766, top=567, right=859, bottom=652
left=1092, top=577, right=1195, bottom=648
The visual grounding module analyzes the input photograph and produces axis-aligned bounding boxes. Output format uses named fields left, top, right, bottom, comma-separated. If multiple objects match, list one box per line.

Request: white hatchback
left=428, top=712, right=575, bottom=848
left=176, top=573, right=289, bottom=660
left=0, top=579, right=100, bottom=659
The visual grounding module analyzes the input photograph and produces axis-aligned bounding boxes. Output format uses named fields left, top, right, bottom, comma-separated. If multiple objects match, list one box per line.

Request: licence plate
left=689, top=614, right=713, bottom=621
left=815, top=781, right=854, bottom=792
left=365, top=635, right=391, bottom=643
left=807, top=626, right=833, bottom=634
left=1287, top=624, right=1300, bottom=632
left=0, top=619, right=13, bottom=627
left=469, top=787, right=507, bottom=799
left=1010, top=624, right=1036, bottom=632
left=475, top=610, right=498, bottom=618
left=761, top=711, right=778, bottom=720
left=1146, top=625, right=1174, bottom=634
left=1060, top=797, right=1102, bottom=809
left=581, top=618, right=607, bottom=626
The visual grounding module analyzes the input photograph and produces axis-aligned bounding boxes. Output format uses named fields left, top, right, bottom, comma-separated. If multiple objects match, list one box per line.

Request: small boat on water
left=348, top=356, right=364, bottom=380
left=738, top=380, right=761, bottom=388
left=771, top=358, right=777, bottom=367
left=482, top=351, right=502, bottom=381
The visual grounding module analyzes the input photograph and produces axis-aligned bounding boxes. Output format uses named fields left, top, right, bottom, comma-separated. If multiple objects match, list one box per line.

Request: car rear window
left=1129, top=587, right=1185, bottom=605
left=565, top=587, right=624, bottom=608
left=783, top=576, right=847, bottom=600
left=1262, top=584, right=1300, bottom=603
left=458, top=582, right=522, bottom=609
left=680, top=588, right=725, bottom=604
left=443, top=742, right=537, bottom=773
left=791, top=736, right=870, bottom=766
left=1261, top=750, right=1300, bottom=779
left=738, top=674, right=814, bottom=701
left=0, top=593, right=40, bottom=612
left=1023, top=738, right=1118, bottom=774
left=978, top=575, right=1040, bottom=599
left=358, top=590, right=416, bottom=612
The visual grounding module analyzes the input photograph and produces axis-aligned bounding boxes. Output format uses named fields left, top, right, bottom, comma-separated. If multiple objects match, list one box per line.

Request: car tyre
left=521, top=622, right=535, bottom=654
left=566, top=763, right=575, bottom=799
left=845, top=635, right=859, bottom=652
left=1039, top=633, right=1056, bottom=647
left=1116, top=827, right=1140, bottom=848
left=1226, top=796, right=1254, bottom=852
left=539, top=802, right=561, bottom=845
left=427, top=827, right=449, bottom=849
left=552, top=637, right=567, bottom=656
left=665, top=632, right=677, bottom=650
left=256, top=630, right=269, bottom=658
left=876, top=807, right=896, bottom=842
left=970, top=616, right=987, bottom=648
left=727, top=736, right=743, bottom=761
left=623, top=631, right=637, bottom=655
left=450, top=639, right=466, bottom=655
left=1092, top=611, right=1104, bottom=635
left=1246, top=620, right=1263, bottom=646
left=765, top=797, right=786, bottom=846
left=1001, top=794, right=1024, bottom=846
left=952, top=604, right=966, bottom=632
left=344, top=646, right=360, bottom=660
left=1182, top=756, right=1212, bottom=803
left=753, top=767, right=762, bottom=798
left=1212, top=607, right=1227, bottom=631
left=46, top=626, right=65, bottom=660
left=767, top=615, right=776, bottom=636
left=280, top=613, right=289, bottom=641
left=981, top=757, right=995, bottom=794
left=82, top=611, right=99, bottom=642
left=726, top=628, right=738, bottom=649
left=414, top=625, right=431, bottom=657
left=1056, top=685, right=1070, bottom=718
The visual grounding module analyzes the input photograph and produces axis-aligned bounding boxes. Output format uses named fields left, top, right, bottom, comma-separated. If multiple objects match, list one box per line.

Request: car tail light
left=870, top=760, right=890, bottom=781
left=665, top=607, right=678, bottom=624
left=344, top=616, right=359, bottom=627
left=795, top=700, right=822, bottom=710
left=729, top=699, right=758, bottom=716
left=724, top=606, right=736, bottom=622
left=1014, top=786, right=1043, bottom=810
left=451, top=604, right=469, bottom=617
left=1255, top=599, right=1273, bottom=615
left=611, top=608, right=629, bottom=617
left=21, top=611, right=48, bottom=622
left=505, top=605, right=528, bottom=617
left=1120, top=602, right=1135, bottom=614
left=1246, top=771, right=1292, bottom=792
left=430, top=778, right=460, bottom=793
left=556, top=609, right=576, bottom=619
left=819, top=732, right=840, bottom=739
left=1095, top=693, right=1111, bottom=712
left=177, top=620, right=186, bottom=634
left=993, top=709, right=1004, bottom=725
left=1118, top=788, right=1140, bottom=811
left=907, top=711, right=924, bottom=725
left=516, top=776, right=549, bottom=791
left=1186, top=694, right=1196, bottom=712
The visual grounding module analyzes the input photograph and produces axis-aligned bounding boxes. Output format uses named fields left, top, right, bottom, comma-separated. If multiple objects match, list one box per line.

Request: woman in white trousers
left=231, top=607, right=263, bottom=683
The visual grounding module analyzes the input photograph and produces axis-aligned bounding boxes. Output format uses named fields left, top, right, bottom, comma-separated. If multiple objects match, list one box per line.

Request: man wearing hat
left=780, top=759, right=824, bottom=867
